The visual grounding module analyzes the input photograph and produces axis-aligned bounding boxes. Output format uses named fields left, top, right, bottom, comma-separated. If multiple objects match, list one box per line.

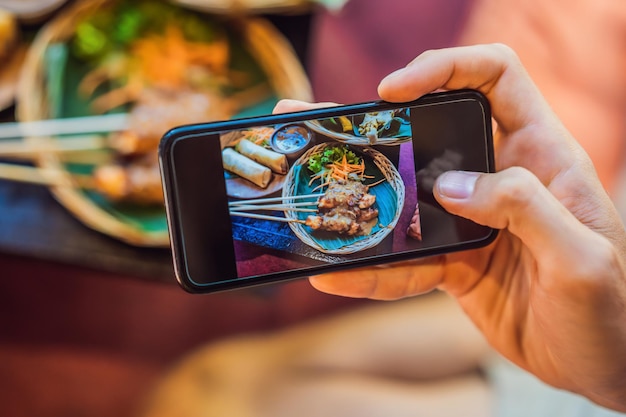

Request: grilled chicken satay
left=317, top=180, right=375, bottom=209
left=93, top=153, right=164, bottom=205
left=109, top=87, right=233, bottom=156
left=305, top=180, right=379, bottom=236
left=306, top=209, right=361, bottom=235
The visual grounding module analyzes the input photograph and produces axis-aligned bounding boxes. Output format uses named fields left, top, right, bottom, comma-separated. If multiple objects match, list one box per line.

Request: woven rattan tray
left=15, top=0, right=313, bottom=247
left=282, top=142, right=405, bottom=255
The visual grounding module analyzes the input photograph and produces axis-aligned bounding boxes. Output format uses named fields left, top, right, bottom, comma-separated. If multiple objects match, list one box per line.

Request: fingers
left=309, top=258, right=446, bottom=300
left=273, top=99, right=340, bottom=115
left=434, top=168, right=598, bottom=264
left=377, top=44, right=554, bottom=135
left=378, top=43, right=591, bottom=193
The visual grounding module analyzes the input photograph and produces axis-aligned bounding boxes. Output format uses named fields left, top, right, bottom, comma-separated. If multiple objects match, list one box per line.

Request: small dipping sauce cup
left=270, top=123, right=312, bottom=160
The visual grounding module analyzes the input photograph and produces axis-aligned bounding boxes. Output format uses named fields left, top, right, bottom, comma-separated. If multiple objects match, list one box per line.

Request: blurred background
left=0, top=0, right=625, bottom=416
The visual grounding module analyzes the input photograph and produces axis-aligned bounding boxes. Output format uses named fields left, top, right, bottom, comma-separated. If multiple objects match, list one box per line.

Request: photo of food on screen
left=218, top=108, right=427, bottom=278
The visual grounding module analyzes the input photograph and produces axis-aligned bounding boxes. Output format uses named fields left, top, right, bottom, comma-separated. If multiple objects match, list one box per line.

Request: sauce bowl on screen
left=269, top=123, right=313, bottom=159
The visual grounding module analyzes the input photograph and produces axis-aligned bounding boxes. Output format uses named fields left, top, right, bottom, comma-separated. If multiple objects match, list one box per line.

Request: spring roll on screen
left=222, top=148, right=272, bottom=188
left=236, top=139, right=288, bottom=174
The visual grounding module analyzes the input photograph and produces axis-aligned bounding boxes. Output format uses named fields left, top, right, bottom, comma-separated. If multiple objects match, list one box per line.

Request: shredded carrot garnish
left=82, top=23, right=232, bottom=113
left=327, top=154, right=366, bottom=181
left=132, top=24, right=229, bottom=90
left=310, top=155, right=368, bottom=190
left=240, top=127, right=275, bottom=146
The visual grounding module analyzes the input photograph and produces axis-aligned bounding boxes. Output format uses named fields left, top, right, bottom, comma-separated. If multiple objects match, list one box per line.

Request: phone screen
left=160, top=90, right=496, bottom=292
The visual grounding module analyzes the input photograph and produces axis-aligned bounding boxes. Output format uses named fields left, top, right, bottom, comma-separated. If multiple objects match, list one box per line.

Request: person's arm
left=138, top=294, right=492, bottom=417
left=281, top=44, right=626, bottom=411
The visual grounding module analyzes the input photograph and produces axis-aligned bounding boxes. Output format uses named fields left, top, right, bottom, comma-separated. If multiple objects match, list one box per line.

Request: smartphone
left=159, top=89, right=497, bottom=293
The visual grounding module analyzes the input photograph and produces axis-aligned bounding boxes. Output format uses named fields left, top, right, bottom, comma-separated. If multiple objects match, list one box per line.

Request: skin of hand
left=274, top=44, right=626, bottom=411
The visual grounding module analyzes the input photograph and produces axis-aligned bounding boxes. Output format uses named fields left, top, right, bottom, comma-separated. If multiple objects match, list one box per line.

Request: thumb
left=433, top=167, right=590, bottom=257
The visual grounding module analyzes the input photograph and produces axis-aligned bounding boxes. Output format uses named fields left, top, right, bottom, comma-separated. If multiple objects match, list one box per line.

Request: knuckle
left=489, top=167, right=539, bottom=210
left=489, top=43, right=519, bottom=60
left=486, top=43, right=524, bottom=70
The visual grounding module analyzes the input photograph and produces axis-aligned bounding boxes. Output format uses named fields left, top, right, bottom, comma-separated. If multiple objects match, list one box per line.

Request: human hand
left=275, top=44, right=626, bottom=411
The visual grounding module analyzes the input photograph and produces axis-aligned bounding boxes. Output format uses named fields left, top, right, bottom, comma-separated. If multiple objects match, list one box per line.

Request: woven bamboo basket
left=282, top=142, right=405, bottom=255
left=16, top=0, right=313, bottom=247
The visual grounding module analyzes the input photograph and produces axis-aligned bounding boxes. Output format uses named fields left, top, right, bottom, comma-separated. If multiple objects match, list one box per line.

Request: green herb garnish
left=308, top=145, right=361, bottom=174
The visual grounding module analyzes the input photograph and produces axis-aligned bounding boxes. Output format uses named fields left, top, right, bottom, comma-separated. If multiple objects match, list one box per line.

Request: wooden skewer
left=0, top=135, right=108, bottom=156
left=1, top=150, right=114, bottom=165
left=234, top=201, right=319, bottom=208
left=0, top=162, right=96, bottom=189
left=229, top=211, right=306, bottom=224
left=0, top=135, right=112, bottom=165
left=0, top=115, right=124, bottom=164
left=228, top=193, right=321, bottom=206
left=0, top=113, right=129, bottom=139
left=231, top=204, right=317, bottom=213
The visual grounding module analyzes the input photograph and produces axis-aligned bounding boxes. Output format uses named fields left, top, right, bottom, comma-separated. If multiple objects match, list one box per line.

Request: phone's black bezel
left=159, top=89, right=497, bottom=293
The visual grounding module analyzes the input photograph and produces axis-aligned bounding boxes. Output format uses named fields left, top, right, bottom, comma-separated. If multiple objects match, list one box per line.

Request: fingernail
left=436, top=171, right=480, bottom=199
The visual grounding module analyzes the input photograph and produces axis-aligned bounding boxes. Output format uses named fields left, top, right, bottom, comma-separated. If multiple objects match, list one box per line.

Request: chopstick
left=229, top=211, right=306, bottom=224
left=0, top=113, right=129, bottom=139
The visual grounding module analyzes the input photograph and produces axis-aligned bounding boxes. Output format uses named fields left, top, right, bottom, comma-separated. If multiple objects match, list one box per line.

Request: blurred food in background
left=7, top=0, right=311, bottom=246
left=68, top=0, right=262, bottom=204
left=0, top=0, right=68, bottom=23
left=0, top=7, right=17, bottom=57
left=0, top=7, right=26, bottom=111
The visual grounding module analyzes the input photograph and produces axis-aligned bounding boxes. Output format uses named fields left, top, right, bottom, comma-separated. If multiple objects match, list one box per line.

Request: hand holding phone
left=159, top=89, right=496, bottom=293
